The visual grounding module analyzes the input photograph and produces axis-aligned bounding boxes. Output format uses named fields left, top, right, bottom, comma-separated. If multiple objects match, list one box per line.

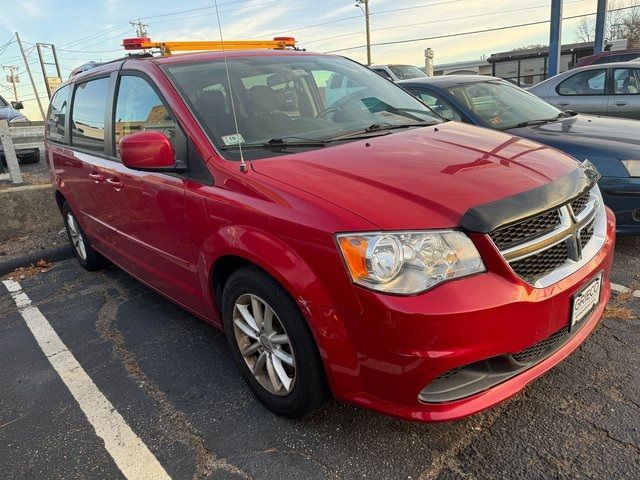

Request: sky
left=0, top=0, right=613, bottom=120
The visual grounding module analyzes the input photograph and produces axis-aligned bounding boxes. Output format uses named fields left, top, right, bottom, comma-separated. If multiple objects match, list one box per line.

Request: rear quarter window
left=71, top=77, right=110, bottom=152
left=46, top=85, right=70, bottom=143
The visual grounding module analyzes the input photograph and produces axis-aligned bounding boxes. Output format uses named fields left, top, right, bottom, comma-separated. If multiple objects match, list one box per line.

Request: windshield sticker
left=489, top=116, right=502, bottom=125
left=221, top=133, right=245, bottom=146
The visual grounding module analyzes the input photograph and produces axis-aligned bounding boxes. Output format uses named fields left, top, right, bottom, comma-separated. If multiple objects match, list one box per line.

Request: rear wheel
left=62, top=202, right=107, bottom=271
left=222, top=266, right=328, bottom=418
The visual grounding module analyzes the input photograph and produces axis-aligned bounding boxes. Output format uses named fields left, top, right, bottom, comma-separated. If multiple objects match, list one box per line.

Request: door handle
left=614, top=101, right=628, bottom=107
left=558, top=102, right=570, bottom=106
left=106, top=178, right=124, bottom=190
left=89, top=172, right=105, bottom=183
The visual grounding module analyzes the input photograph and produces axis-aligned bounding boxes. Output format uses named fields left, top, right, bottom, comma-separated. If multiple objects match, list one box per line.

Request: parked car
left=527, top=61, right=640, bottom=119
left=46, top=48, right=614, bottom=422
left=573, top=49, right=640, bottom=68
left=400, top=75, right=640, bottom=234
left=370, top=64, right=427, bottom=82
left=0, top=95, right=39, bottom=165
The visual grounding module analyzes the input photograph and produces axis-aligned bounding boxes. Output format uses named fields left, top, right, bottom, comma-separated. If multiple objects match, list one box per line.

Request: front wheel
left=222, top=266, right=328, bottom=418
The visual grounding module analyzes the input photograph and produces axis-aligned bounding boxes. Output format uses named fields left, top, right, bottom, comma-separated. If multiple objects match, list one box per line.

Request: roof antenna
left=213, top=0, right=247, bottom=173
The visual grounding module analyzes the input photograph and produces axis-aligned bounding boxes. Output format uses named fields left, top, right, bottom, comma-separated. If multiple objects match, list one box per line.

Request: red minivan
left=46, top=48, right=615, bottom=422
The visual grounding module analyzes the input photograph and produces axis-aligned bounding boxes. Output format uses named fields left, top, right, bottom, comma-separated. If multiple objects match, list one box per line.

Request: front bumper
left=600, top=176, right=640, bottom=235
left=312, top=208, right=615, bottom=422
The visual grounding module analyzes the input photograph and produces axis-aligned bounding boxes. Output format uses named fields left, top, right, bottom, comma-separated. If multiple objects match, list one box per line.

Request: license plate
left=570, top=273, right=603, bottom=330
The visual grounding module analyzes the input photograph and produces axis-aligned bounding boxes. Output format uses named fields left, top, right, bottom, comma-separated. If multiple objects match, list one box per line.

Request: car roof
left=570, top=60, right=640, bottom=70
left=61, top=49, right=330, bottom=88
left=398, top=75, right=504, bottom=87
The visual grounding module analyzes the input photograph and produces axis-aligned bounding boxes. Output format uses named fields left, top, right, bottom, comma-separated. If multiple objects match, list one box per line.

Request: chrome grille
left=570, top=191, right=590, bottom=216
left=580, top=220, right=595, bottom=249
left=489, top=187, right=605, bottom=287
left=510, top=242, right=569, bottom=284
left=490, top=209, right=560, bottom=250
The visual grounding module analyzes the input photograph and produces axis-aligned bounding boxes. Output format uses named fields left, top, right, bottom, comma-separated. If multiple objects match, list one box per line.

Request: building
left=432, top=40, right=629, bottom=85
left=433, top=58, right=492, bottom=76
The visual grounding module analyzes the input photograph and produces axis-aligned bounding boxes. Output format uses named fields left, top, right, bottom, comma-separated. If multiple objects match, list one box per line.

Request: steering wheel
left=316, top=88, right=373, bottom=119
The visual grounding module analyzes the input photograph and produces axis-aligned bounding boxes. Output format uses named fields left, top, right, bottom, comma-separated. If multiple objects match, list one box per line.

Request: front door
left=552, top=68, right=608, bottom=115
left=105, top=73, right=203, bottom=312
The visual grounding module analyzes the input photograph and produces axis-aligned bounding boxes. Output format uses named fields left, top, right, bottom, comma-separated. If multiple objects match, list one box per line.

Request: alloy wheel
left=232, top=293, right=296, bottom=396
left=66, top=212, right=87, bottom=261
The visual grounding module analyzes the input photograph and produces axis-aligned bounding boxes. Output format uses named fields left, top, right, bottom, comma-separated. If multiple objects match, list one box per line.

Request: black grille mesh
left=434, top=366, right=464, bottom=381
left=570, top=192, right=590, bottom=216
left=510, top=242, right=569, bottom=283
left=512, top=328, right=568, bottom=363
left=580, top=221, right=595, bottom=249
left=489, top=209, right=561, bottom=250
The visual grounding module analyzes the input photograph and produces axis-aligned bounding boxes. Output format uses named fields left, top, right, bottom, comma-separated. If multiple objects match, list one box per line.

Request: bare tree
left=574, top=0, right=640, bottom=47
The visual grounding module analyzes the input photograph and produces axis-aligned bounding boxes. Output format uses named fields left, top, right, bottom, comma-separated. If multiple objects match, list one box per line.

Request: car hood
left=508, top=114, right=640, bottom=147
left=0, top=106, right=22, bottom=121
left=251, top=122, right=580, bottom=230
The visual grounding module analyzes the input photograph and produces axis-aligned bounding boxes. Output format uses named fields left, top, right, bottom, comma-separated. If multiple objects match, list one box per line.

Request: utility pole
left=548, top=0, right=563, bottom=78
left=355, top=0, right=371, bottom=65
left=594, top=0, right=608, bottom=54
left=2, top=65, right=19, bottom=101
left=36, top=43, right=63, bottom=99
left=130, top=19, right=149, bottom=38
left=15, top=32, right=45, bottom=120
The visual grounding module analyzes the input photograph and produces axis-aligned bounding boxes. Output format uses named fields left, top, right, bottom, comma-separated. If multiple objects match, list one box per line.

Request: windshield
left=162, top=55, right=440, bottom=160
left=388, top=65, right=427, bottom=80
left=446, top=81, right=561, bottom=130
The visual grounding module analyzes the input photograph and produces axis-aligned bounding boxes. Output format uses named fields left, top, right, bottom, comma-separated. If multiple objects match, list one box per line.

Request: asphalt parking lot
left=1, top=236, right=639, bottom=480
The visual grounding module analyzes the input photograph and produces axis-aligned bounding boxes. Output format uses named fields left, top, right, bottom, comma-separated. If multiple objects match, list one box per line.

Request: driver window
left=413, top=91, right=462, bottom=121
left=613, top=68, right=640, bottom=94
left=114, top=75, right=176, bottom=158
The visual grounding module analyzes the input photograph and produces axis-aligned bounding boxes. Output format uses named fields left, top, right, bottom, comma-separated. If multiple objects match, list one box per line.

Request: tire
left=62, top=202, right=107, bottom=271
left=222, top=266, right=329, bottom=418
left=19, top=149, right=40, bottom=164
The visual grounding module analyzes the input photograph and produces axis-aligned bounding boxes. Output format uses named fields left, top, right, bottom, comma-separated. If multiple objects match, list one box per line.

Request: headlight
left=621, top=160, right=640, bottom=177
left=8, top=116, right=27, bottom=123
left=336, top=230, right=485, bottom=294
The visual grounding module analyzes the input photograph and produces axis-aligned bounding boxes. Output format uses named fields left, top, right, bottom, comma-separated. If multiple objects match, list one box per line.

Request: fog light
left=632, top=208, right=640, bottom=222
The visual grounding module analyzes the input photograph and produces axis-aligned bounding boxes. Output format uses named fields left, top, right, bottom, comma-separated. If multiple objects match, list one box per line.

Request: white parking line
left=2, top=280, right=171, bottom=480
left=611, top=283, right=630, bottom=294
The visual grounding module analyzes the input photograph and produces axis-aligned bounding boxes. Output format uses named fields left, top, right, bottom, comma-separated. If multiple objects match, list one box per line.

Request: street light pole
left=355, top=0, right=372, bottom=65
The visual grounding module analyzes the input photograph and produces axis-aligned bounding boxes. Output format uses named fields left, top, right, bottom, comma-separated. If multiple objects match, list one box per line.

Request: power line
left=250, top=0, right=465, bottom=39
left=62, top=22, right=130, bottom=48
left=301, top=0, right=588, bottom=45
left=324, top=4, right=640, bottom=54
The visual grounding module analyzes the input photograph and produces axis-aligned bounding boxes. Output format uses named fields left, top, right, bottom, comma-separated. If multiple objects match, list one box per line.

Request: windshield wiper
left=326, top=121, right=433, bottom=141
left=508, top=110, right=579, bottom=130
left=219, top=137, right=328, bottom=151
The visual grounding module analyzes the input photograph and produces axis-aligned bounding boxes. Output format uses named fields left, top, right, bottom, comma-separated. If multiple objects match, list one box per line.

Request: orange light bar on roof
left=122, top=36, right=296, bottom=54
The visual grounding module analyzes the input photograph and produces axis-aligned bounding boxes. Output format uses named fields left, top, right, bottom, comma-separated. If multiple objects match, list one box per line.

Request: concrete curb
left=0, top=243, right=75, bottom=276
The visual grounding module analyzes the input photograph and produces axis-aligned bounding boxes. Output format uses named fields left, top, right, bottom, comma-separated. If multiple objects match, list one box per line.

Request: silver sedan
left=528, top=61, right=640, bottom=119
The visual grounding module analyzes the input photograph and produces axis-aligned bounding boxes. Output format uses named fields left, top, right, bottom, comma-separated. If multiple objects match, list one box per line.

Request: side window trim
left=69, top=74, right=113, bottom=157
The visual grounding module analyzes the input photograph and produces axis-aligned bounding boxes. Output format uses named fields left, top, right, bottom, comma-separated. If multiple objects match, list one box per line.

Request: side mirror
left=11, top=101, right=24, bottom=110
left=120, top=130, right=186, bottom=173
